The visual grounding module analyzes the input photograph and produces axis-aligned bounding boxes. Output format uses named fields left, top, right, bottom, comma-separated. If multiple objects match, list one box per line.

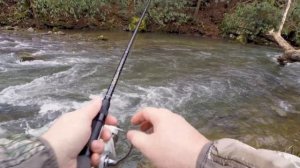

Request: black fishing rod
left=77, top=0, right=151, bottom=168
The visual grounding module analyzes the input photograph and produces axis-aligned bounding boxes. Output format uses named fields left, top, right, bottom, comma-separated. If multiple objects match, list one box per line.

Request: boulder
left=271, top=105, right=287, bottom=117
left=4, top=26, right=16, bottom=30
left=19, top=52, right=36, bottom=62
left=236, top=34, right=247, bottom=44
left=27, top=27, right=34, bottom=32
left=54, top=31, right=65, bottom=35
left=96, top=35, right=108, bottom=41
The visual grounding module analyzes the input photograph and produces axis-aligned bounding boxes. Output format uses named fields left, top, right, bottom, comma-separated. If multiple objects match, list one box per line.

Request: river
left=0, top=30, right=299, bottom=167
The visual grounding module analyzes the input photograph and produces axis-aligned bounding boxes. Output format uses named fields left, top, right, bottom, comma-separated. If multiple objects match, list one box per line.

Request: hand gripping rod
left=77, top=1, right=151, bottom=167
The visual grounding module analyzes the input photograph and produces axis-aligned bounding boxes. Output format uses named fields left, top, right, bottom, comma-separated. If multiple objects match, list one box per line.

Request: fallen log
left=268, top=0, right=300, bottom=65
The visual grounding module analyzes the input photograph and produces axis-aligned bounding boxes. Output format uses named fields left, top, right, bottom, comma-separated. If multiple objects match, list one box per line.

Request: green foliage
left=3, top=0, right=194, bottom=31
left=221, top=1, right=300, bottom=45
left=145, top=0, right=192, bottom=28
left=34, top=0, right=107, bottom=19
left=128, top=16, right=147, bottom=32
left=286, top=2, right=300, bottom=45
left=221, top=2, right=281, bottom=39
left=0, top=0, right=4, bottom=5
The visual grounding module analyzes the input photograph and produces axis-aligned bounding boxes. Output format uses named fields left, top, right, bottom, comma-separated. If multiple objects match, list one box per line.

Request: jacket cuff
left=196, top=138, right=300, bottom=168
left=196, top=142, right=213, bottom=168
left=38, top=136, right=60, bottom=168
left=0, top=134, right=59, bottom=168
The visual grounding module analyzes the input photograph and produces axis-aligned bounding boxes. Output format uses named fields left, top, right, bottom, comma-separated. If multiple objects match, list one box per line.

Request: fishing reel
left=99, top=126, right=132, bottom=168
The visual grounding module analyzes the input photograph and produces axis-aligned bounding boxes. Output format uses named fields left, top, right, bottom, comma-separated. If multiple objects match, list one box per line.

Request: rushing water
left=0, top=30, right=299, bottom=167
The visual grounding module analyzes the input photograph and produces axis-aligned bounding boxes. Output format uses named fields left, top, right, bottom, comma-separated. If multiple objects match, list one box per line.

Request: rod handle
left=77, top=99, right=110, bottom=168
left=77, top=156, right=91, bottom=168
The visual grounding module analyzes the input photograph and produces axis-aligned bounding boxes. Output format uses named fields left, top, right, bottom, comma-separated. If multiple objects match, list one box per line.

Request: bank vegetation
left=0, top=0, right=300, bottom=64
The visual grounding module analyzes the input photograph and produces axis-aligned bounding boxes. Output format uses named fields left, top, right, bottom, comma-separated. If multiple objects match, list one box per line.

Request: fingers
left=77, top=97, right=102, bottom=120
left=100, top=127, right=112, bottom=142
left=79, top=98, right=118, bottom=125
left=90, top=140, right=103, bottom=167
left=131, top=107, right=162, bottom=125
left=90, top=127, right=112, bottom=166
left=127, top=130, right=150, bottom=151
left=91, top=153, right=100, bottom=166
left=140, top=121, right=153, bottom=132
left=105, top=115, right=118, bottom=126
left=91, top=140, right=104, bottom=153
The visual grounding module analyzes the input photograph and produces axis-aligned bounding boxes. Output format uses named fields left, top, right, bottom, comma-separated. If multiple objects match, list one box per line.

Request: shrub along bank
left=0, top=0, right=300, bottom=46
left=221, top=0, right=300, bottom=46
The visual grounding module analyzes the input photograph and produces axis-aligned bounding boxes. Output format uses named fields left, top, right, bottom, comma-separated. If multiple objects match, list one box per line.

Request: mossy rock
left=96, top=35, right=108, bottom=41
left=19, top=52, right=36, bottom=62
left=4, top=26, right=15, bottom=30
left=52, top=27, right=59, bottom=32
left=236, top=34, right=247, bottom=44
left=128, top=16, right=147, bottom=32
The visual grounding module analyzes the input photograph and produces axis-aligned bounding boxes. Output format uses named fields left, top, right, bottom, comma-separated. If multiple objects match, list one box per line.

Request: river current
left=0, top=30, right=299, bottom=167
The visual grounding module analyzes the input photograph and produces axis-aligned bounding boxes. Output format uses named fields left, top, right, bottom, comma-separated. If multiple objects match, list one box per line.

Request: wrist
left=195, top=141, right=213, bottom=168
left=41, top=133, right=69, bottom=168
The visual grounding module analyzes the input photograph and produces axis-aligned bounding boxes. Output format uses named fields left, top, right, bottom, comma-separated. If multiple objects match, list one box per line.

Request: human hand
left=41, top=97, right=118, bottom=168
left=127, top=108, right=210, bottom=168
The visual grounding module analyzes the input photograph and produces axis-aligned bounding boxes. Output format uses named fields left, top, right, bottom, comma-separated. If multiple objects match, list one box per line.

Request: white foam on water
left=200, top=51, right=212, bottom=56
left=27, top=97, right=98, bottom=136
left=63, top=57, right=96, bottom=64
left=0, top=52, right=16, bottom=63
left=266, top=52, right=281, bottom=62
left=80, top=66, right=98, bottom=78
left=16, top=59, right=67, bottom=66
left=26, top=122, right=52, bottom=136
left=14, top=41, right=31, bottom=49
left=32, top=50, right=47, bottom=56
left=0, top=66, right=82, bottom=106
left=113, top=81, right=215, bottom=114
left=279, top=100, right=294, bottom=112
left=38, top=99, right=86, bottom=115
left=162, top=47, right=192, bottom=51
left=0, top=40, right=15, bottom=45
left=0, top=127, right=7, bottom=135
left=39, top=102, right=71, bottom=115
left=0, top=67, right=7, bottom=72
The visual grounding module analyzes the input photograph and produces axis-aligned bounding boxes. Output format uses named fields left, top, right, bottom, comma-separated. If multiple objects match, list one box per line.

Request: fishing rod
left=77, top=0, right=151, bottom=168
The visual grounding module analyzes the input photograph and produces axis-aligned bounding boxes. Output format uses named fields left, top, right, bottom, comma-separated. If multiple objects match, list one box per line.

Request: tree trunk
left=268, top=0, right=300, bottom=65
left=128, top=0, right=135, bottom=15
left=194, top=0, right=202, bottom=19
left=278, top=50, right=300, bottom=66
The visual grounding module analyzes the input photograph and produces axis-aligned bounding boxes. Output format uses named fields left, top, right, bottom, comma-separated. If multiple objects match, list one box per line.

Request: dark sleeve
left=0, top=134, right=59, bottom=168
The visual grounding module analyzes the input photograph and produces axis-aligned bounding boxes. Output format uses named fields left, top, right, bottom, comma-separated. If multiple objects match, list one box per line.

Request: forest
left=0, top=0, right=299, bottom=46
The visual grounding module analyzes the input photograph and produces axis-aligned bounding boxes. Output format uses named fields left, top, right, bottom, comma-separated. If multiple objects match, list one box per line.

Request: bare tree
left=194, top=0, right=202, bottom=19
left=268, top=0, right=300, bottom=65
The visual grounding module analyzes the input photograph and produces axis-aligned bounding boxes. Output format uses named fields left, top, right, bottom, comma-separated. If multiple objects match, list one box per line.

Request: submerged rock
left=27, top=27, right=34, bottom=33
left=96, top=35, right=108, bottom=41
left=19, top=52, right=36, bottom=62
left=236, top=34, right=247, bottom=44
left=4, top=26, right=16, bottom=31
left=271, top=105, right=287, bottom=117
left=54, top=31, right=65, bottom=35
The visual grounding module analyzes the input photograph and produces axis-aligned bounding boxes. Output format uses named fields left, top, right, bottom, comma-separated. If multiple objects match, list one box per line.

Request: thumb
left=77, top=97, right=102, bottom=119
left=127, top=130, right=150, bottom=151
